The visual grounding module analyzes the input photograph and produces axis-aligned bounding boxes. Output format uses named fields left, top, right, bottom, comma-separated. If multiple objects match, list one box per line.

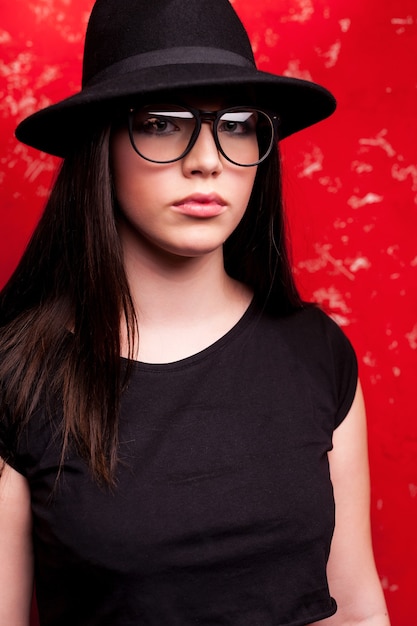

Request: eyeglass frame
left=127, top=104, right=280, bottom=167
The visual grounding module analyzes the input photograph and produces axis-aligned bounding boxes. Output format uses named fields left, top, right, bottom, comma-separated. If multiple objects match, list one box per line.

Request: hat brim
left=15, top=64, right=336, bottom=157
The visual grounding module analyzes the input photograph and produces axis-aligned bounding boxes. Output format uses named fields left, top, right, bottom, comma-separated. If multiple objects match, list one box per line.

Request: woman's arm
left=0, top=460, right=34, bottom=626
left=311, top=381, right=390, bottom=626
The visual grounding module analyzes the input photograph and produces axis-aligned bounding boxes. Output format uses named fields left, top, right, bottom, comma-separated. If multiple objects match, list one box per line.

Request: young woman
left=0, top=0, right=390, bottom=624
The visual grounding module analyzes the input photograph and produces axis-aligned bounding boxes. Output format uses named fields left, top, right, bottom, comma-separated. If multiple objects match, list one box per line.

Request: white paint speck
left=363, top=223, right=376, bottom=233
left=363, top=352, right=377, bottom=367
left=347, top=193, right=384, bottom=209
left=339, top=18, right=351, bottom=33
left=386, top=244, right=400, bottom=256
left=405, top=324, right=417, bottom=349
left=359, top=129, right=396, bottom=157
left=319, top=176, right=342, bottom=193
left=283, top=60, right=313, bottom=81
left=264, top=28, right=279, bottom=47
left=297, top=244, right=356, bottom=280
left=317, top=244, right=356, bottom=280
left=381, top=577, right=400, bottom=593
left=281, top=0, right=314, bottom=23
left=315, top=40, right=341, bottom=68
left=351, top=160, right=373, bottom=174
left=329, top=313, right=351, bottom=327
left=36, top=185, right=53, bottom=198
left=391, top=16, right=414, bottom=25
left=35, top=65, right=61, bottom=89
left=312, top=286, right=351, bottom=313
left=9, top=143, right=56, bottom=183
left=391, top=163, right=417, bottom=203
left=0, top=29, right=11, bottom=44
left=298, top=146, right=324, bottom=178
left=349, top=257, right=371, bottom=272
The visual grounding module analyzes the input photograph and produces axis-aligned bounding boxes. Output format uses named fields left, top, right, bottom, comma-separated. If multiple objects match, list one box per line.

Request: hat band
left=83, top=46, right=255, bottom=88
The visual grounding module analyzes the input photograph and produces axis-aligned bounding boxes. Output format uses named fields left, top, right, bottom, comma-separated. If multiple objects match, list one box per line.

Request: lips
left=172, top=193, right=227, bottom=218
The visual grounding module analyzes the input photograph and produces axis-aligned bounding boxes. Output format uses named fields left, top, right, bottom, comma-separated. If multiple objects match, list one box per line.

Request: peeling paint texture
left=0, top=0, right=416, bottom=623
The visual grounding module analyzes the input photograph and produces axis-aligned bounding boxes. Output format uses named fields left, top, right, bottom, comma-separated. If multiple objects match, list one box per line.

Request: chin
left=161, top=235, right=230, bottom=259
left=167, top=244, right=224, bottom=259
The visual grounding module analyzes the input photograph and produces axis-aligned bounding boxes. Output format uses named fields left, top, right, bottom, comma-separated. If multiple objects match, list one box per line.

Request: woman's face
left=111, top=97, right=258, bottom=261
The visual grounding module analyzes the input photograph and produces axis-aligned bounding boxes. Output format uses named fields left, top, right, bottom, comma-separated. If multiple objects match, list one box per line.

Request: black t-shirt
left=0, top=302, right=358, bottom=625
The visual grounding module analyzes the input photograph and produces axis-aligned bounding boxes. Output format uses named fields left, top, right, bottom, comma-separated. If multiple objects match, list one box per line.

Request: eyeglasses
left=127, top=105, right=279, bottom=167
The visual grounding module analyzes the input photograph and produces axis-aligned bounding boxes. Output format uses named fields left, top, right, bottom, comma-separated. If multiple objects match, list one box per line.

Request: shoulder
left=250, top=303, right=358, bottom=428
left=257, top=303, right=356, bottom=359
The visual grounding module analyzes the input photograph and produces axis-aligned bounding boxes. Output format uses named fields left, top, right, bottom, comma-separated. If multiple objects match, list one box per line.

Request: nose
left=181, top=122, right=223, bottom=177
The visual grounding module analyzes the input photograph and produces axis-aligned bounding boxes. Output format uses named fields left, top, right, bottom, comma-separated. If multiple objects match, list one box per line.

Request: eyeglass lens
left=128, top=105, right=275, bottom=166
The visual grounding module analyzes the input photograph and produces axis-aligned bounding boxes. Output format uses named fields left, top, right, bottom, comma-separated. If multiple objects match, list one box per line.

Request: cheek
left=111, top=131, right=157, bottom=215
left=235, top=168, right=258, bottom=211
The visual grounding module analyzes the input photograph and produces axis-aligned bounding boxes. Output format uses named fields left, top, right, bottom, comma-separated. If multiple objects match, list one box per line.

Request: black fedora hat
left=15, top=0, right=336, bottom=157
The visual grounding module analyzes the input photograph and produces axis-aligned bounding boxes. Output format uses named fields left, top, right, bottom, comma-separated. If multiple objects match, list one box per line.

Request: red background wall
left=1, top=0, right=416, bottom=623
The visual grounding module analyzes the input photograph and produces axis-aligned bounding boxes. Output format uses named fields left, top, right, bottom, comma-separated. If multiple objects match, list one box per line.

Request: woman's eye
left=137, top=116, right=178, bottom=135
left=225, top=121, right=242, bottom=133
left=218, top=120, right=246, bottom=134
left=218, top=112, right=257, bottom=135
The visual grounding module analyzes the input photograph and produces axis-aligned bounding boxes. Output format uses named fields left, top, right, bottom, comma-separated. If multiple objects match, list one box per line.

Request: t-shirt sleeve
left=0, top=394, right=23, bottom=473
left=323, top=311, right=358, bottom=429
left=282, top=305, right=359, bottom=432
left=0, top=419, right=14, bottom=464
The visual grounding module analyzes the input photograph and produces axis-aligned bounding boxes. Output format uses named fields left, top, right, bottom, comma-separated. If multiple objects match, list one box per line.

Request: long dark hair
left=0, top=122, right=302, bottom=485
left=225, top=146, right=302, bottom=313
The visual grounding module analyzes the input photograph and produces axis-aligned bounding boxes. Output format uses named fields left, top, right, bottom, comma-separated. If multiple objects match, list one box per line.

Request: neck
left=120, top=232, right=252, bottom=362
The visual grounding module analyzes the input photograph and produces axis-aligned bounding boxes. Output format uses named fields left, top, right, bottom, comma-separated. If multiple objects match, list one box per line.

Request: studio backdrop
left=0, top=0, right=416, bottom=623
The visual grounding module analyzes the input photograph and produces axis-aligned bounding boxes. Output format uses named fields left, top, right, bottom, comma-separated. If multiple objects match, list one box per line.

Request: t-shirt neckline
left=122, top=297, right=258, bottom=373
